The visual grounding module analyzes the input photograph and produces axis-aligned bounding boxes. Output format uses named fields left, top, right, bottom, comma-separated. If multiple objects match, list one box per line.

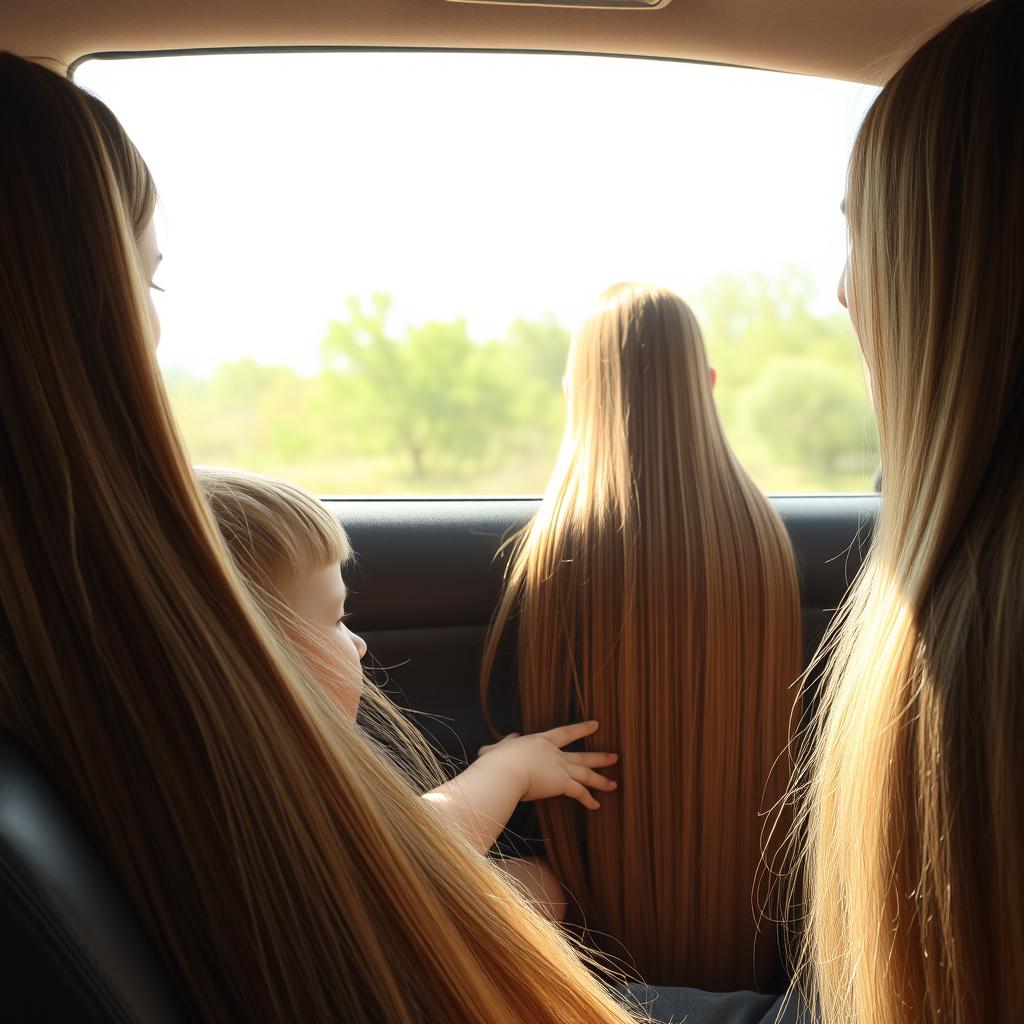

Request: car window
left=76, top=51, right=879, bottom=496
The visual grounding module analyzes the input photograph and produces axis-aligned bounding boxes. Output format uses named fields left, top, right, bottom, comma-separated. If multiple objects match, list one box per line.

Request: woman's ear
left=710, top=367, right=718, bottom=390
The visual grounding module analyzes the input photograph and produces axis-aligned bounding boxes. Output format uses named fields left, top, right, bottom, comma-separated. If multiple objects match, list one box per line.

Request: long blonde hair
left=483, top=284, right=802, bottom=989
left=793, top=1, right=1024, bottom=1020
left=0, top=53, right=643, bottom=1024
left=195, top=466, right=353, bottom=641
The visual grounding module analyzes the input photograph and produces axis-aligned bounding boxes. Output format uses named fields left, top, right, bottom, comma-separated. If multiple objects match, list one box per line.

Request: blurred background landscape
left=165, top=268, right=878, bottom=495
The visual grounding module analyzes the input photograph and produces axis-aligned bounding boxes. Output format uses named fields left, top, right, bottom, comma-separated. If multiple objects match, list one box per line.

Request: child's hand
left=477, top=720, right=618, bottom=810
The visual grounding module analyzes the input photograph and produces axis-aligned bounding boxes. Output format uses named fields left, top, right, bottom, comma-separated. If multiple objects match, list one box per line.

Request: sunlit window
left=77, top=51, right=879, bottom=495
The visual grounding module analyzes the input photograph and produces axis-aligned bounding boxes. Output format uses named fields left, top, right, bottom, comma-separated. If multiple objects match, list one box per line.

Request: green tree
left=162, top=272, right=878, bottom=496
left=164, top=359, right=316, bottom=469
left=497, top=313, right=570, bottom=444
left=502, top=313, right=570, bottom=392
left=699, top=269, right=859, bottom=382
left=321, top=295, right=516, bottom=479
left=697, top=268, right=877, bottom=490
left=743, top=357, right=877, bottom=479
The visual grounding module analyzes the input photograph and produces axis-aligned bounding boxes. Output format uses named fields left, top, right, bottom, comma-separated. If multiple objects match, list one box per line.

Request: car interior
left=1, top=1, right=974, bottom=1020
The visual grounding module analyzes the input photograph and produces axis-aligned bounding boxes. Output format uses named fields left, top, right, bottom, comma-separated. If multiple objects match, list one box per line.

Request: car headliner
left=5, top=0, right=975, bottom=84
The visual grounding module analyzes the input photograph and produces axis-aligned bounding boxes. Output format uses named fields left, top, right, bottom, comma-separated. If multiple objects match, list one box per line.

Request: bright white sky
left=76, top=52, right=877, bottom=377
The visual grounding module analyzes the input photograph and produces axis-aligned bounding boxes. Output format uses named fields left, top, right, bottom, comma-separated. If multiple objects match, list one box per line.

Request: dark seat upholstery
left=0, top=730, right=190, bottom=1023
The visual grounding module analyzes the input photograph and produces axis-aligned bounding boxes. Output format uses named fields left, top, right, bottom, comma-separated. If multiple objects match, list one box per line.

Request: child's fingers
left=542, top=720, right=600, bottom=749
left=569, top=765, right=618, bottom=793
left=562, top=751, right=618, bottom=768
left=565, top=781, right=601, bottom=811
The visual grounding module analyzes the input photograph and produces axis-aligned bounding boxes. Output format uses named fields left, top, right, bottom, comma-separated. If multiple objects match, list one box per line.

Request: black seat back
left=0, top=730, right=190, bottom=1023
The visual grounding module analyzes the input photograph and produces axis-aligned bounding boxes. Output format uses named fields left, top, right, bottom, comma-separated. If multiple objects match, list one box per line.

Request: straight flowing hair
left=792, top=1, right=1024, bottom=1020
left=482, top=284, right=802, bottom=989
left=0, top=53, right=644, bottom=1024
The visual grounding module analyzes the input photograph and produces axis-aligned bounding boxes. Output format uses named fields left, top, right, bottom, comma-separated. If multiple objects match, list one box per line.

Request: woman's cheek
left=147, top=293, right=161, bottom=348
left=839, top=259, right=861, bottom=338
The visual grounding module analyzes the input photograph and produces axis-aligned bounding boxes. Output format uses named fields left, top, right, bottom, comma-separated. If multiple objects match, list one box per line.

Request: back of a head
left=796, top=1, right=1024, bottom=1021
left=561, top=285, right=727, bottom=510
left=484, top=283, right=802, bottom=988
left=0, top=53, right=641, bottom=1024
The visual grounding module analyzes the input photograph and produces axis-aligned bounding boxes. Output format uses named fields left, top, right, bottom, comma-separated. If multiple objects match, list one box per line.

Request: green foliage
left=321, top=295, right=518, bottom=479
left=495, top=313, right=570, bottom=444
left=745, top=358, right=877, bottom=478
left=698, top=269, right=877, bottom=491
left=168, top=359, right=318, bottom=470
left=163, top=271, right=879, bottom=495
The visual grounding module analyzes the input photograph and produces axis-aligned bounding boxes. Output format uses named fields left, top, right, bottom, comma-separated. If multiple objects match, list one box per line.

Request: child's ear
left=710, top=366, right=718, bottom=390
left=561, top=373, right=569, bottom=395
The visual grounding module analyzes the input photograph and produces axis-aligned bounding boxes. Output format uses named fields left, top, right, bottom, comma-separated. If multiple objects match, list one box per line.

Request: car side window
left=77, top=51, right=879, bottom=496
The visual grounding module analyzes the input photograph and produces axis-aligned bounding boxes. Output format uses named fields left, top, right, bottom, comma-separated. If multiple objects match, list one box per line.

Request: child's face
left=282, top=563, right=367, bottom=720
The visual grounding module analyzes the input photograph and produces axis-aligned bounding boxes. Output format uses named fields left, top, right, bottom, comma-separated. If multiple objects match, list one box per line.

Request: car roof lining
left=7, top=0, right=975, bottom=85
left=68, top=45, right=752, bottom=81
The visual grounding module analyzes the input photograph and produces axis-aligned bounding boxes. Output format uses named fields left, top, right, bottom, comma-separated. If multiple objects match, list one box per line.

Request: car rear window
left=76, top=51, right=879, bottom=496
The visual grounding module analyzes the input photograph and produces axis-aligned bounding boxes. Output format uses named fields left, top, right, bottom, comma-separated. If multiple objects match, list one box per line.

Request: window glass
left=76, top=52, right=879, bottom=495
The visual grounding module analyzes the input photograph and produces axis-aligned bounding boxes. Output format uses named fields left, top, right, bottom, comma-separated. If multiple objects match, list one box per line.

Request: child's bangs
left=196, top=466, right=351, bottom=582
left=284, top=488, right=351, bottom=571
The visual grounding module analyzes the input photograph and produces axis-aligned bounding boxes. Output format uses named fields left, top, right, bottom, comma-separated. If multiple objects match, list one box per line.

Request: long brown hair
left=0, top=53, right=644, bottom=1024
left=483, top=284, right=802, bottom=989
left=792, top=1, right=1024, bottom=1020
